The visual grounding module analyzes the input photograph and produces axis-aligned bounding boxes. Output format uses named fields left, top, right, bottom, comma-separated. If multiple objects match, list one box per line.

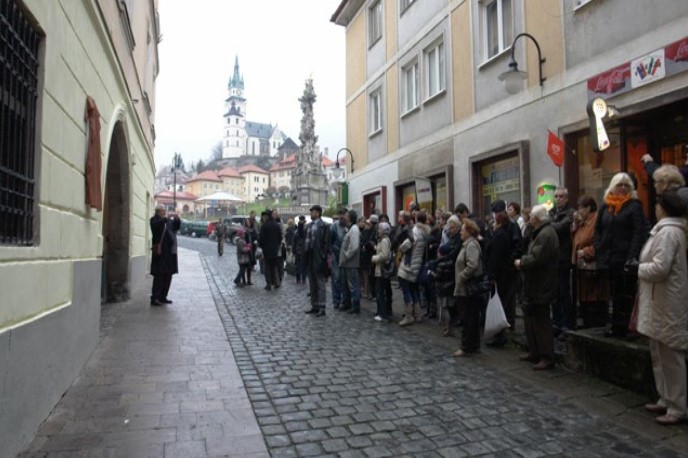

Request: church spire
left=230, top=55, right=244, bottom=90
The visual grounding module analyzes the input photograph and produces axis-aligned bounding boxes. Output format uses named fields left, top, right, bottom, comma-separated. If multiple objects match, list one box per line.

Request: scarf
left=605, top=194, right=631, bottom=215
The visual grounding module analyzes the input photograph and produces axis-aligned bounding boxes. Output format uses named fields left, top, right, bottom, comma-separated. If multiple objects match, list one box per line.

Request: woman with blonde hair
left=594, top=172, right=647, bottom=338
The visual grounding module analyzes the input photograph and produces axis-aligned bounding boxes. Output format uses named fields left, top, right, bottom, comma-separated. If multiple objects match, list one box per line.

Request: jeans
left=308, top=268, right=327, bottom=309
left=234, top=264, right=246, bottom=284
left=399, top=278, right=419, bottom=305
left=294, top=254, right=306, bottom=282
left=341, top=267, right=361, bottom=311
left=331, top=259, right=342, bottom=305
left=376, top=277, right=392, bottom=319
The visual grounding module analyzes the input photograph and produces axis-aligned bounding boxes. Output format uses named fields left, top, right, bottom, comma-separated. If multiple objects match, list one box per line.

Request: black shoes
left=315, top=309, right=326, bottom=317
left=305, top=308, right=319, bottom=314
left=150, top=299, right=163, bottom=306
left=161, top=298, right=173, bottom=304
left=347, top=309, right=360, bottom=315
left=265, top=286, right=272, bottom=291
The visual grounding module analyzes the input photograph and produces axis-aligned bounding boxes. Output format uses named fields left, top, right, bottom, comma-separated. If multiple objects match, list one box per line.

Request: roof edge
left=330, top=0, right=364, bottom=26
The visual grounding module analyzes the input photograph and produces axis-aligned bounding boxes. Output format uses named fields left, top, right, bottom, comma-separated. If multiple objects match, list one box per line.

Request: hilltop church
left=221, top=56, right=286, bottom=159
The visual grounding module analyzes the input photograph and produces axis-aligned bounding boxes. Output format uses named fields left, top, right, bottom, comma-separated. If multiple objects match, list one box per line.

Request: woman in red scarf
left=594, top=173, right=647, bottom=338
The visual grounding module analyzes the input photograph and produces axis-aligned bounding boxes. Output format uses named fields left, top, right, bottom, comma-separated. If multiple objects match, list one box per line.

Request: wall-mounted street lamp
left=333, top=147, right=355, bottom=182
left=498, top=33, right=546, bottom=95
left=172, top=152, right=182, bottom=211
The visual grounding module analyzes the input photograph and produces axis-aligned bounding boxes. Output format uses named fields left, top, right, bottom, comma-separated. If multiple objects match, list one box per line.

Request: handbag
left=152, top=243, right=162, bottom=256
left=465, top=273, right=491, bottom=296
left=382, top=255, right=397, bottom=279
left=255, top=246, right=263, bottom=260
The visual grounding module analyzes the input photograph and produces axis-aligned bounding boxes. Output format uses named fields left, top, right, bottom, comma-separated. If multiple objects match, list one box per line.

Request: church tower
left=222, top=56, right=247, bottom=158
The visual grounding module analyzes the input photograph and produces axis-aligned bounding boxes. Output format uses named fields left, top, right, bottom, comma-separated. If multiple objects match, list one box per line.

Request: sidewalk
left=20, top=248, right=269, bottom=458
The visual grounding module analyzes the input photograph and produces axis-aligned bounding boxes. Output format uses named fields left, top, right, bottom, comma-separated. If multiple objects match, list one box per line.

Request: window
left=403, top=61, right=419, bottom=113
left=370, top=91, right=382, bottom=134
left=484, top=0, right=513, bottom=59
left=262, top=177, right=266, bottom=183
left=368, top=0, right=382, bottom=46
left=252, top=142, right=255, bottom=154
left=400, top=0, right=415, bottom=14
left=1, top=4, right=41, bottom=245
left=425, top=41, right=445, bottom=97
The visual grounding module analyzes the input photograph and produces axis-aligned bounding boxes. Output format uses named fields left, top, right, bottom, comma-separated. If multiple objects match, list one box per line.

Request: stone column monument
left=291, top=78, right=328, bottom=207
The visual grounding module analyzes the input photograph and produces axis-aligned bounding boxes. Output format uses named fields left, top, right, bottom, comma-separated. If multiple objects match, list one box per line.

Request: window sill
left=400, top=105, right=420, bottom=119
left=369, top=128, right=383, bottom=139
left=573, top=0, right=598, bottom=12
left=477, top=47, right=511, bottom=71
left=423, top=88, right=446, bottom=106
left=368, top=36, right=382, bottom=50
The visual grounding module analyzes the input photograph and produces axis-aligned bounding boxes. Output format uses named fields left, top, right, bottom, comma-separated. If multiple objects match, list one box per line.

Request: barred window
left=1, top=1, right=41, bottom=246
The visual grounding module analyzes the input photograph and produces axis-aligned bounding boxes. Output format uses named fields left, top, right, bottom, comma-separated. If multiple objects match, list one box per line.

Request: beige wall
left=222, top=177, right=245, bottom=198
left=346, top=10, right=366, bottom=99
left=524, top=0, right=564, bottom=89
left=347, top=93, right=368, bottom=169
left=386, top=66, right=399, bottom=154
left=385, top=0, right=397, bottom=60
left=451, top=1, right=474, bottom=122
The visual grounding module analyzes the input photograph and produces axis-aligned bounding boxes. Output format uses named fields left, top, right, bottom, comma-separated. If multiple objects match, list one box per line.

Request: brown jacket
left=571, top=212, right=597, bottom=266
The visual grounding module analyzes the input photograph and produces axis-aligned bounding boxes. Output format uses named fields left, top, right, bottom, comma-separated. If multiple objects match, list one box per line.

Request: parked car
left=222, top=215, right=249, bottom=243
left=183, top=220, right=210, bottom=238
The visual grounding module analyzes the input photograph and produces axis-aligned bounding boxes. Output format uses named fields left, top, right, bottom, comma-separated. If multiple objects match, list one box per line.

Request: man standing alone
left=304, top=205, right=331, bottom=317
left=150, top=205, right=181, bottom=306
left=258, top=210, right=283, bottom=291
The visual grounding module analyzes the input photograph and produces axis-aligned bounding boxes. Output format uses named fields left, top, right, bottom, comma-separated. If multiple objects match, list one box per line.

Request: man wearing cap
left=292, top=215, right=308, bottom=284
left=304, top=205, right=331, bottom=316
left=339, top=209, right=361, bottom=314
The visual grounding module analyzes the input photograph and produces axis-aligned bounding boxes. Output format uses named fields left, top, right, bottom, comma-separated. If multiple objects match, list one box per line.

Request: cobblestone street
left=195, top=238, right=687, bottom=458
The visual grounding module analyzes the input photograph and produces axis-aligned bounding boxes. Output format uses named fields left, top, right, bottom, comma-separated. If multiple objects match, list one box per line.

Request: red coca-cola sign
left=666, top=38, right=688, bottom=62
left=587, top=63, right=631, bottom=95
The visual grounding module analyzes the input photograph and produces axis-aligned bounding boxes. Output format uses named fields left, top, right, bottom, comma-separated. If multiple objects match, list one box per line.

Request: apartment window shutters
left=368, top=0, right=382, bottom=45
left=404, top=62, right=419, bottom=113
left=1, top=1, right=41, bottom=245
left=426, top=42, right=445, bottom=97
left=485, top=0, right=513, bottom=59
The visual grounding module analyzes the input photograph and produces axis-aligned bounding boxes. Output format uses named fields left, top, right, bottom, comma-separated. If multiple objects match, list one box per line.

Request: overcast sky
left=154, top=0, right=345, bottom=171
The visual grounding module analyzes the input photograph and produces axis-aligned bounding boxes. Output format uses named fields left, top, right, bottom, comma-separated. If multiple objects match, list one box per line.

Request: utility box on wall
left=337, top=182, right=348, bottom=206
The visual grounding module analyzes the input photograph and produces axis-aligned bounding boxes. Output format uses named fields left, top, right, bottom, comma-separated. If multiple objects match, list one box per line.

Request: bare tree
left=210, top=142, right=223, bottom=161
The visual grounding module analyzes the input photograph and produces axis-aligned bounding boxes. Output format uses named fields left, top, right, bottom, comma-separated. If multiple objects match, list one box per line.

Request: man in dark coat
left=549, top=188, right=575, bottom=334
left=304, top=205, right=331, bottom=317
left=150, top=205, right=181, bottom=306
left=258, top=210, right=283, bottom=291
left=515, top=205, right=559, bottom=370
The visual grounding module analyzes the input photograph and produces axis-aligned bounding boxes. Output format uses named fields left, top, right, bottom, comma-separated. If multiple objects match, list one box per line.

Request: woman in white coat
left=637, top=190, right=688, bottom=426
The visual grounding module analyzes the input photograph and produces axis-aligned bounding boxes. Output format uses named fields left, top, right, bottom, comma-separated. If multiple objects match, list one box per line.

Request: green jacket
left=520, top=221, right=559, bottom=305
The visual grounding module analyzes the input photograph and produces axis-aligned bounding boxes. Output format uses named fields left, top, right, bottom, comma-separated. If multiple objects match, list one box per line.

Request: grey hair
left=378, top=222, right=391, bottom=234
left=155, top=204, right=166, bottom=211
left=530, top=205, right=549, bottom=223
left=653, top=165, right=685, bottom=189
left=447, top=215, right=461, bottom=228
left=604, top=172, right=638, bottom=199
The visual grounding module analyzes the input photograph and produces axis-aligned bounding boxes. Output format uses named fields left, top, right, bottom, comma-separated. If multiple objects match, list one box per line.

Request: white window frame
left=402, top=60, right=419, bottom=115
left=424, top=40, right=446, bottom=99
left=369, top=91, right=383, bottom=135
left=482, top=0, right=514, bottom=60
left=368, top=0, right=383, bottom=47
left=399, top=0, right=415, bottom=15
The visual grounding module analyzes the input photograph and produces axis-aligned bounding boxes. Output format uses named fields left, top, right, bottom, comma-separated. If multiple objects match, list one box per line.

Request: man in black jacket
left=549, top=188, right=575, bottom=334
left=304, top=205, right=331, bottom=316
left=150, top=205, right=181, bottom=306
left=258, top=210, right=283, bottom=291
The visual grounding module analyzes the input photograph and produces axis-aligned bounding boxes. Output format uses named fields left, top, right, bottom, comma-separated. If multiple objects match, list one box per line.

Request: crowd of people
left=152, top=156, right=688, bottom=426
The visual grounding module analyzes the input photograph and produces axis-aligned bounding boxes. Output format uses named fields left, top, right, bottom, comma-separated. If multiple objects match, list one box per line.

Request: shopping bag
left=483, top=290, right=509, bottom=340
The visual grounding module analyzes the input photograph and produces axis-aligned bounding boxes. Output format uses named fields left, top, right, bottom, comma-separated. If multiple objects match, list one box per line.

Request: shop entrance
left=568, top=98, right=688, bottom=219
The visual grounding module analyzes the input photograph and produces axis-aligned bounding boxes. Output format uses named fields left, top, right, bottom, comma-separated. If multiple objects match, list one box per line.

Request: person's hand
left=641, top=154, right=653, bottom=164
left=514, top=259, right=521, bottom=270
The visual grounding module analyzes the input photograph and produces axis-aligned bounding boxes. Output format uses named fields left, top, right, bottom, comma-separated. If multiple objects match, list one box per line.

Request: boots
left=413, top=302, right=423, bottom=323
left=399, top=303, right=415, bottom=327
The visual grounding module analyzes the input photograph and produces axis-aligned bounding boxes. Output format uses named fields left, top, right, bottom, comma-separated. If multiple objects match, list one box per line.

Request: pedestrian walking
left=234, top=228, right=250, bottom=286
left=304, top=205, right=331, bottom=317
left=149, top=205, right=181, bottom=306
left=292, top=215, right=307, bottom=284
left=243, top=218, right=259, bottom=286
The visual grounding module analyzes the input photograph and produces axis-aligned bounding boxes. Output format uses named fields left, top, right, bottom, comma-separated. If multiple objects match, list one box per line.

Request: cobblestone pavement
left=190, top=237, right=687, bottom=458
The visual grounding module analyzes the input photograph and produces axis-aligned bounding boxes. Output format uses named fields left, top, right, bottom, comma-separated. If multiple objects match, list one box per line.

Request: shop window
left=483, top=0, right=513, bottom=60
left=573, top=129, right=621, bottom=210
left=477, top=153, right=520, bottom=219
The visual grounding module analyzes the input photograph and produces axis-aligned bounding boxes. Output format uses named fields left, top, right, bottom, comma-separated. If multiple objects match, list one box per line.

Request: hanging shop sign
left=586, top=97, right=611, bottom=152
left=587, top=35, right=688, bottom=99
left=415, top=177, right=433, bottom=206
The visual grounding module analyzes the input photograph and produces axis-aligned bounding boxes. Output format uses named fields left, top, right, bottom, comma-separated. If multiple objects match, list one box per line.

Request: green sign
left=337, top=183, right=348, bottom=206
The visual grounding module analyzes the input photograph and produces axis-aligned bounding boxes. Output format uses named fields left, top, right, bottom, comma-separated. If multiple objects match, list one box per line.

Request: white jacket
left=637, top=217, right=688, bottom=350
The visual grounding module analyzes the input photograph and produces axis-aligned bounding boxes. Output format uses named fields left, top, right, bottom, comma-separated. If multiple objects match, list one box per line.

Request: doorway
left=102, top=121, right=131, bottom=303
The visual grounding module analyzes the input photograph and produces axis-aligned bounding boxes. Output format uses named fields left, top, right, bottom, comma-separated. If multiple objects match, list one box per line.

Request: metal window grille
left=1, top=0, right=40, bottom=245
